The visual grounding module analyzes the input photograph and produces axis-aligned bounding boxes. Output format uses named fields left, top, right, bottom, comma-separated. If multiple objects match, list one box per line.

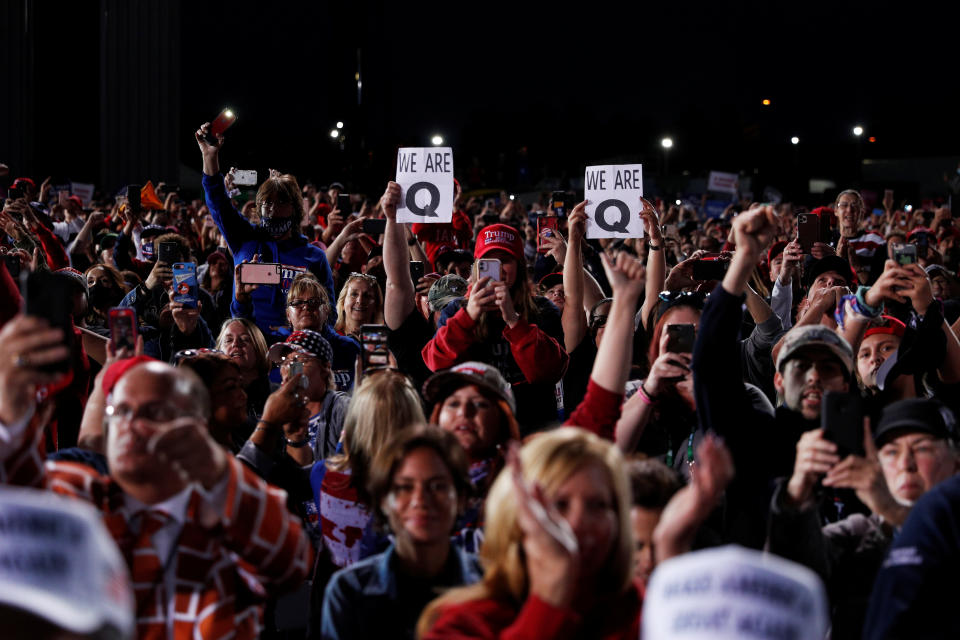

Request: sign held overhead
left=584, top=164, right=644, bottom=239
left=395, top=147, right=454, bottom=224
left=708, top=171, right=739, bottom=195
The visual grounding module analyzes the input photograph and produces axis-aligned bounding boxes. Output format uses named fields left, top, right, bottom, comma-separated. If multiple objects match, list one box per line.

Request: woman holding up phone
left=418, top=217, right=568, bottom=434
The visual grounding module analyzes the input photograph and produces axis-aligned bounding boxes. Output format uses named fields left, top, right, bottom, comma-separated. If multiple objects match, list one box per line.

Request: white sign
left=70, top=182, right=95, bottom=206
left=395, top=147, right=454, bottom=224
left=642, top=545, right=828, bottom=640
left=708, top=171, right=739, bottom=195
left=583, top=164, right=644, bottom=239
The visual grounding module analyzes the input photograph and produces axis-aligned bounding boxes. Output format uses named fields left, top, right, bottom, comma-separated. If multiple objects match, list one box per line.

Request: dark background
left=3, top=0, right=958, bottom=203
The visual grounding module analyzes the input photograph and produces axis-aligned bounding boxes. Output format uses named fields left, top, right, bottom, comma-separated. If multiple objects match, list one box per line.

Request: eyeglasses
left=389, top=478, right=456, bottom=505
left=104, top=402, right=192, bottom=425
left=172, top=348, right=222, bottom=365
left=288, top=297, right=323, bottom=310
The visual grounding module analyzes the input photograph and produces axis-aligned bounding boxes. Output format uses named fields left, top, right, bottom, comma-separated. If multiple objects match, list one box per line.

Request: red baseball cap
left=102, top=356, right=158, bottom=396
left=474, top=223, right=524, bottom=263
left=864, top=315, right=907, bottom=340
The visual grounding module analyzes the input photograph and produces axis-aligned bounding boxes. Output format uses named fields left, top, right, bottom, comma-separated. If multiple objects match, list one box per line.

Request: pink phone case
left=238, top=263, right=282, bottom=285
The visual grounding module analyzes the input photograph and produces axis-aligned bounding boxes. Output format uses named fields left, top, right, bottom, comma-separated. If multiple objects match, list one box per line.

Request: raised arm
left=560, top=203, right=587, bottom=352
left=195, top=123, right=256, bottom=254
left=640, top=198, right=666, bottom=331
left=381, top=181, right=417, bottom=328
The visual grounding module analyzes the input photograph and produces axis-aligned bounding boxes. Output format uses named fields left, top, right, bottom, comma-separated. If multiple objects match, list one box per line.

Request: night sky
left=15, top=1, right=960, bottom=201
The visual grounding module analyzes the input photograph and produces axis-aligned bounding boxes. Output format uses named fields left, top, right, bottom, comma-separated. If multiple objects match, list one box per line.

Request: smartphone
left=893, top=243, right=917, bottom=265
left=2, top=253, right=21, bottom=279
left=25, top=271, right=75, bottom=373
left=205, top=108, right=237, bottom=144
left=822, top=391, right=865, bottom=457
left=337, top=193, right=351, bottom=215
left=476, top=258, right=501, bottom=282
left=691, top=259, right=729, bottom=281
left=8, top=186, right=23, bottom=200
left=796, top=213, right=819, bottom=253
left=233, top=170, right=257, bottom=187
left=537, top=215, right=560, bottom=254
left=360, top=324, right=390, bottom=370
left=409, top=260, right=425, bottom=283
left=665, top=324, right=696, bottom=354
left=362, top=218, right=386, bottom=236
left=158, top=241, right=179, bottom=265
left=127, top=184, right=141, bottom=215
left=550, top=191, right=568, bottom=217
left=237, top=262, right=282, bottom=285
left=171, top=262, right=199, bottom=308
left=108, top=308, right=138, bottom=353
left=287, top=360, right=309, bottom=389
left=915, top=233, right=929, bottom=258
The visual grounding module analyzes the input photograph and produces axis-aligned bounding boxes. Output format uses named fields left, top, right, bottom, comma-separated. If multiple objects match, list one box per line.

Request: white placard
left=70, top=182, right=95, bottom=206
left=395, top=147, right=454, bottom=223
left=642, top=545, right=828, bottom=640
left=708, top=171, right=739, bottom=195
left=583, top=164, right=644, bottom=239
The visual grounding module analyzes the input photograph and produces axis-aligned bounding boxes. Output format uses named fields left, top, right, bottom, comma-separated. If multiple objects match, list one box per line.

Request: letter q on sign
left=584, top=164, right=644, bottom=239
left=396, top=147, right=455, bottom=224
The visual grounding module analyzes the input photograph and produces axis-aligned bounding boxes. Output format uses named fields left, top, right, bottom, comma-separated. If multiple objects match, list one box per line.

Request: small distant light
left=675, top=199, right=682, bottom=206
left=509, top=195, right=516, bottom=201
left=762, top=99, right=771, bottom=106
left=329, top=129, right=339, bottom=138
left=868, top=136, right=876, bottom=143
left=853, top=126, right=864, bottom=136
left=661, top=137, right=673, bottom=149
left=791, top=136, right=799, bottom=145
left=336, top=121, right=344, bottom=129
left=431, top=135, right=444, bottom=146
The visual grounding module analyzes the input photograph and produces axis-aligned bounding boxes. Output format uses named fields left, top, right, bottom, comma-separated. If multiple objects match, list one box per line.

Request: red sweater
left=422, top=307, right=568, bottom=386
left=423, top=583, right=642, bottom=640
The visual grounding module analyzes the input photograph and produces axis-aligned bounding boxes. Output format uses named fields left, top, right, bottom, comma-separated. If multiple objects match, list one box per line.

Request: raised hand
left=508, top=442, right=579, bottom=608
left=600, top=250, right=645, bottom=299
left=465, top=276, right=497, bottom=321
left=786, top=428, right=840, bottom=506
left=380, top=181, right=402, bottom=221
left=731, top=205, right=778, bottom=258
left=0, top=315, right=69, bottom=426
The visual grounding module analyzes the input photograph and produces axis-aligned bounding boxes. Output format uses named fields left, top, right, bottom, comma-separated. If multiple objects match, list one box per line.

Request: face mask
left=261, top=217, right=293, bottom=238
left=88, top=284, right=123, bottom=310
left=141, top=241, right=156, bottom=261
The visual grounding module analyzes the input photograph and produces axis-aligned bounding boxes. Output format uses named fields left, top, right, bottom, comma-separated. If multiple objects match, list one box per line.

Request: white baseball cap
left=643, top=545, right=827, bottom=640
left=0, top=487, right=134, bottom=638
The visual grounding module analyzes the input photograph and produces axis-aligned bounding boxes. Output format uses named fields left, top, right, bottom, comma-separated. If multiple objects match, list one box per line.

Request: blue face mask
left=141, top=240, right=156, bottom=260
left=261, top=217, right=293, bottom=238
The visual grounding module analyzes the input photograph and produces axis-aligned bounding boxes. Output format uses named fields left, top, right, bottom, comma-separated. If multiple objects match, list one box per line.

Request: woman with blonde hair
left=310, top=369, right=425, bottom=569
left=333, top=272, right=384, bottom=339
left=419, top=427, right=640, bottom=638
left=216, top=317, right=272, bottom=417
left=286, top=273, right=360, bottom=391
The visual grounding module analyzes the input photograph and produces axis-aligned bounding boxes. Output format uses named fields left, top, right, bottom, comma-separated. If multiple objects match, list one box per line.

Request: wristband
left=286, top=437, right=310, bottom=448
left=648, top=243, right=663, bottom=251
left=855, top=286, right=883, bottom=317
left=636, top=382, right=658, bottom=406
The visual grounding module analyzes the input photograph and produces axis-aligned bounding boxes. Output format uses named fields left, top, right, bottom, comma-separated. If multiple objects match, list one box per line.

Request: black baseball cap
left=873, top=398, right=957, bottom=447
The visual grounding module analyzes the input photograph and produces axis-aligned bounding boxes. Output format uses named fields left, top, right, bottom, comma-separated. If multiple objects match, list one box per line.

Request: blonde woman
left=419, top=427, right=639, bottom=638
left=333, top=272, right=384, bottom=339
left=309, top=370, right=424, bottom=569
left=216, top=317, right=272, bottom=417
left=286, top=273, right=360, bottom=391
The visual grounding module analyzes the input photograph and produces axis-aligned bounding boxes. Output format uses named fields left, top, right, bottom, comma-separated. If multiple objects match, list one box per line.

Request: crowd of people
left=0, top=126, right=958, bottom=639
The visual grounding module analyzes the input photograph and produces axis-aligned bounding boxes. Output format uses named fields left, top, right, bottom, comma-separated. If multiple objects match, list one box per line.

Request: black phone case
left=25, top=271, right=74, bottom=373
left=665, top=325, right=696, bottom=353
left=822, top=392, right=865, bottom=457
left=692, top=260, right=727, bottom=282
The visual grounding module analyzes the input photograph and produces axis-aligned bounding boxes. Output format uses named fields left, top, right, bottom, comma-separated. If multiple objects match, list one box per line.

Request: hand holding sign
left=584, top=164, right=644, bottom=239
left=395, top=147, right=454, bottom=224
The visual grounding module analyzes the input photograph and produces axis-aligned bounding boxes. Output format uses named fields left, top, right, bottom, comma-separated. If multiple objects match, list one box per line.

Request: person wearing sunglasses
left=286, top=273, right=361, bottom=391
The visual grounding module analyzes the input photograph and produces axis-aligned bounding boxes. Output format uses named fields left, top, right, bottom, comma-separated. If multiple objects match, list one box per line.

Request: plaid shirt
left=2, top=413, right=313, bottom=639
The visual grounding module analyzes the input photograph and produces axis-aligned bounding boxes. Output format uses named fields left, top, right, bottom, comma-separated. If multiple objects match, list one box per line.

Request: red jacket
left=422, top=306, right=568, bottom=386
left=423, top=583, right=642, bottom=639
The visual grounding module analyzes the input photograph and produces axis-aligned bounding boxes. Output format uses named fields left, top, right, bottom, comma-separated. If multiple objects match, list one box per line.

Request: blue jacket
left=320, top=543, right=483, bottom=640
left=202, top=173, right=337, bottom=341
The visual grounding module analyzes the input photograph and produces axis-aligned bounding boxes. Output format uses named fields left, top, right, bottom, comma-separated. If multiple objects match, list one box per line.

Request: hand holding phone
left=204, top=108, right=236, bottom=146
left=362, top=218, right=387, bottom=236
left=476, top=258, right=501, bottom=282
left=237, top=262, right=282, bottom=285
left=537, top=215, right=560, bottom=254
left=360, top=324, right=390, bottom=371
left=665, top=324, right=696, bottom=354
left=109, top=308, right=138, bottom=353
